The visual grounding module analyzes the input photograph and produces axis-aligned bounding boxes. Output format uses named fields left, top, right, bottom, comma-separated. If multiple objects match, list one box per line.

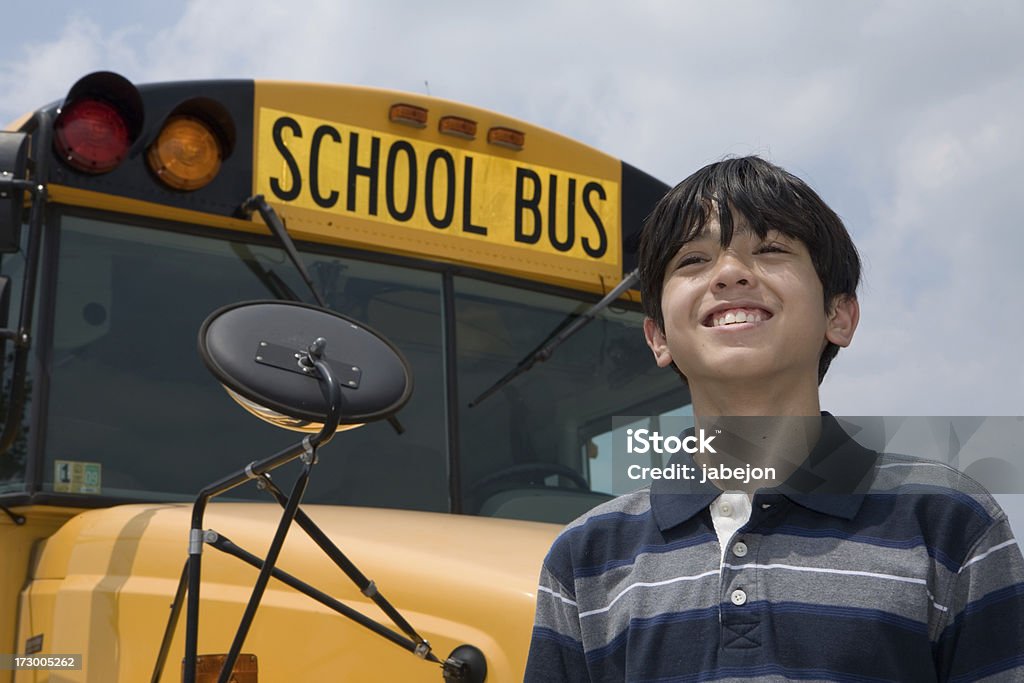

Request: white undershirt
left=709, top=491, right=753, bottom=564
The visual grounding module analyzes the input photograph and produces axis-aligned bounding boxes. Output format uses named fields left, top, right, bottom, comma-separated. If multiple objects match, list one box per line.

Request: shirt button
left=731, top=589, right=747, bottom=606
left=732, top=542, right=748, bottom=558
left=720, top=502, right=732, bottom=516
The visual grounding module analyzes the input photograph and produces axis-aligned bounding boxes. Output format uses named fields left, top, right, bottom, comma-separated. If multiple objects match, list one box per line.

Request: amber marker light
left=487, top=126, right=525, bottom=151
left=389, top=103, right=428, bottom=128
left=438, top=116, right=477, bottom=140
left=146, top=115, right=223, bottom=190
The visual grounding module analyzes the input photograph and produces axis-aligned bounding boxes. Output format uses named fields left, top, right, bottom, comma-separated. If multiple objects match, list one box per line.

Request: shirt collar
left=650, top=412, right=878, bottom=532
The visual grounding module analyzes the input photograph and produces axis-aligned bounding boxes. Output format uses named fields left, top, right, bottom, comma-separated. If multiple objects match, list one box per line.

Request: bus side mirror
left=0, top=132, right=30, bottom=253
left=198, top=300, right=412, bottom=433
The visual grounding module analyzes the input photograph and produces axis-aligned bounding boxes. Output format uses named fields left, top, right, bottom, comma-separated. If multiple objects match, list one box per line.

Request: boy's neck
left=689, top=372, right=822, bottom=418
left=689, top=378, right=823, bottom=494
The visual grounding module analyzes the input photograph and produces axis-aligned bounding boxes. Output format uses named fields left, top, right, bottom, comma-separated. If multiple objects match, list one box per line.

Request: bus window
left=454, top=276, right=687, bottom=522
left=44, top=214, right=448, bottom=510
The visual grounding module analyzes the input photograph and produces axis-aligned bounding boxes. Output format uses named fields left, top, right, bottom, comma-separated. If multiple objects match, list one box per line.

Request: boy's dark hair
left=638, top=156, right=861, bottom=384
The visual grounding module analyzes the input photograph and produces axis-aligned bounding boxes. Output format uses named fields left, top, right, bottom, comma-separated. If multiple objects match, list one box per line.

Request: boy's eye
left=755, top=242, right=789, bottom=254
left=676, top=254, right=707, bottom=268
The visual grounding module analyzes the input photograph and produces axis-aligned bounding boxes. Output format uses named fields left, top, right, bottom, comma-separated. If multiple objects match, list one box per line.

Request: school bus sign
left=254, top=105, right=622, bottom=290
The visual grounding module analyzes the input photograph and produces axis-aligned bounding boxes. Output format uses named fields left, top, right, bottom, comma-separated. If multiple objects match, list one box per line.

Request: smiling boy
left=524, top=157, right=1024, bottom=681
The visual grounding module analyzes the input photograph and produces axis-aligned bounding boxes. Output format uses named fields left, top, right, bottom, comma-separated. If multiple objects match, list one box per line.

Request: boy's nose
left=712, top=252, right=757, bottom=289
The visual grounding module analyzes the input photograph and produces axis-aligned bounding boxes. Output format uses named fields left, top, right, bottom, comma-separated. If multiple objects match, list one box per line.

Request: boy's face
left=643, top=213, right=858, bottom=387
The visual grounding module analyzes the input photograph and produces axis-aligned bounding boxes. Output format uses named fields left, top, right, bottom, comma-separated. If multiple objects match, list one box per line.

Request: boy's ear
left=825, top=295, right=859, bottom=348
left=643, top=317, right=675, bottom=368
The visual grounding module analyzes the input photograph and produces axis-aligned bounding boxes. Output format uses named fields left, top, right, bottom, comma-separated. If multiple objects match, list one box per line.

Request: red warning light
left=54, top=98, right=131, bottom=174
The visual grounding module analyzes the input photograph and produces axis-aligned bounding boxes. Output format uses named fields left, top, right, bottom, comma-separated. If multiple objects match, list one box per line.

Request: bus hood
left=24, top=503, right=562, bottom=682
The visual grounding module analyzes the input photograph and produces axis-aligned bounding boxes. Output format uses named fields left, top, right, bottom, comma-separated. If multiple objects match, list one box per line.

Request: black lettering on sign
left=347, top=133, right=381, bottom=216
left=514, top=168, right=542, bottom=244
left=309, top=125, right=341, bottom=209
left=547, top=175, right=575, bottom=253
left=385, top=141, right=417, bottom=222
left=461, top=156, right=487, bottom=236
left=270, top=117, right=302, bottom=201
left=425, top=149, right=455, bottom=229
left=581, top=182, right=608, bottom=258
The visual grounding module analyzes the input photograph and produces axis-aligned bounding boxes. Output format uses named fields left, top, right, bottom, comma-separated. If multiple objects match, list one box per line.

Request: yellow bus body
left=6, top=504, right=557, bottom=681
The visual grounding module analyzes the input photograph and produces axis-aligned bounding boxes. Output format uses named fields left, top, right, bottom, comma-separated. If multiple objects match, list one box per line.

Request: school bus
left=0, top=72, right=687, bottom=681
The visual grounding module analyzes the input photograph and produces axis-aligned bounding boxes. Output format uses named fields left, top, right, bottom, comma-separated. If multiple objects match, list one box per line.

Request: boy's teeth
left=713, top=309, right=764, bottom=327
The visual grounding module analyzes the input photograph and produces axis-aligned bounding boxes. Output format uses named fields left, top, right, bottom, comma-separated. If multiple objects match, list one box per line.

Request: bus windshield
left=36, top=211, right=686, bottom=521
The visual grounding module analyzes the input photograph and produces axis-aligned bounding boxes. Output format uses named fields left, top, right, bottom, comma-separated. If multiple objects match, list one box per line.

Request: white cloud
left=823, top=60, right=1024, bottom=415
left=0, top=16, right=140, bottom=124
left=139, top=1, right=352, bottom=82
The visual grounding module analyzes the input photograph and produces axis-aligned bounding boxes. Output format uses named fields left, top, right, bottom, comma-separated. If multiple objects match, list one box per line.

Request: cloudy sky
left=3, top=1, right=1023, bottom=525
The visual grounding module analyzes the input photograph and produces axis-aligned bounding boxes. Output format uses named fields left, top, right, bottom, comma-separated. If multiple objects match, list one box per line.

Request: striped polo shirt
left=525, top=414, right=1024, bottom=682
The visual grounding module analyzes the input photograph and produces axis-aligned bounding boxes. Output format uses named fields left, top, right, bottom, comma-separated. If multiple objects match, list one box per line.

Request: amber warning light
left=147, top=115, right=223, bottom=191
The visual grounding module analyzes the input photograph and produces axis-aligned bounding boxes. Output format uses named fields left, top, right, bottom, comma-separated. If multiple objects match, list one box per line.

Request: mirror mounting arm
left=176, top=342, right=344, bottom=683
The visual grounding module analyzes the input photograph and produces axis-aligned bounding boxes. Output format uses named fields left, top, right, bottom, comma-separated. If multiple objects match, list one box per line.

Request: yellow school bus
left=0, top=72, right=687, bottom=681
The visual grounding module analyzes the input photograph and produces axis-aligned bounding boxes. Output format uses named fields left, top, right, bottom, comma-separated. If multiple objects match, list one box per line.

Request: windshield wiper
left=468, top=269, right=639, bottom=408
left=239, top=195, right=326, bottom=308
left=238, top=195, right=404, bottom=435
left=229, top=242, right=304, bottom=302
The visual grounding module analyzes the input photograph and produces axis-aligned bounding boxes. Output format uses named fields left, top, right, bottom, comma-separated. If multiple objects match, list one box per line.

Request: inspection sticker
left=54, top=460, right=102, bottom=494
